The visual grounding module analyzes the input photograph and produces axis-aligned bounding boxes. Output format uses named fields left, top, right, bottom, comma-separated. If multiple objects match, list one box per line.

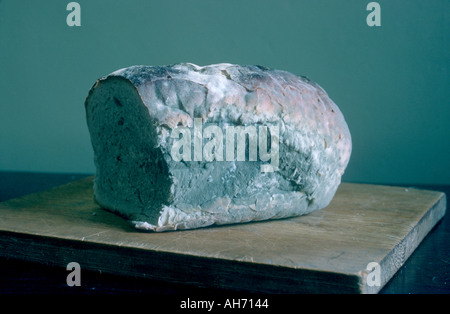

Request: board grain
left=0, top=177, right=446, bottom=293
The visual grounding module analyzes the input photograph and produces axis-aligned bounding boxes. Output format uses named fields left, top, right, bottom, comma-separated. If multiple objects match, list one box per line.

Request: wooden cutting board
left=0, top=177, right=446, bottom=293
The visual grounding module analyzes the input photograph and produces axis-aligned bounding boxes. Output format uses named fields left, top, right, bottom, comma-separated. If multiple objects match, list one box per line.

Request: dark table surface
left=0, top=171, right=448, bottom=295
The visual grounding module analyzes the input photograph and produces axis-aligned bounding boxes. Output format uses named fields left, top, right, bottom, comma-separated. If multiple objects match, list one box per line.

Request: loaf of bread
left=85, top=63, right=351, bottom=231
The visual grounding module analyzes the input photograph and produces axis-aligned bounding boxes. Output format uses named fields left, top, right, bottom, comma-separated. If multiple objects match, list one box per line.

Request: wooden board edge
left=0, top=229, right=363, bottom=294
left=358, top=192, right=447, bottom=294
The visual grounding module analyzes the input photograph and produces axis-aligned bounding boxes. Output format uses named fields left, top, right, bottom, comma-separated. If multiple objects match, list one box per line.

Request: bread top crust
left=101, top=63, right=351, bottom=175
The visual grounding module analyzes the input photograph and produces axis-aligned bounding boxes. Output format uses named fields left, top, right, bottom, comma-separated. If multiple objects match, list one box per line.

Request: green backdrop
left=1, top=0, right=449, bottom=184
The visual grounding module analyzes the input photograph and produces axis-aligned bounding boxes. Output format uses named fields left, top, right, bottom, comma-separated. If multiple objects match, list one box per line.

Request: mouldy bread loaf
left=85, top=63, right=352, bottom=232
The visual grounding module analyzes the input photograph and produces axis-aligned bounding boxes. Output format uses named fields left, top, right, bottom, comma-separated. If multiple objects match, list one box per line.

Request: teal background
left=1, top=0, right=449, bottom=184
